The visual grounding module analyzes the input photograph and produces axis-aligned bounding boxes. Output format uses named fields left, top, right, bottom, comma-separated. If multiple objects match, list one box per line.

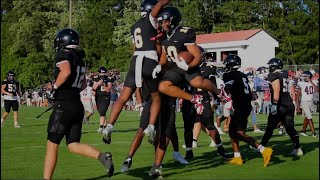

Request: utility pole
left=69, top=0, right=72, bottom=28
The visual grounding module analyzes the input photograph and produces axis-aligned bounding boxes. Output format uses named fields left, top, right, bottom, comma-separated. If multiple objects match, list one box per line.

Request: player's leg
left=2, top=100, right=12, bottom=124
left=181, top=100, right=195, bottom=159
left=121, top=99, right=152, bottom=173
left=303, top=101, right=317, bottom=136
left=189, top=76, right=220, bottom=95
left=192, top=121, right=201, bottom=147
left=171, top=126, right=189, bottom=164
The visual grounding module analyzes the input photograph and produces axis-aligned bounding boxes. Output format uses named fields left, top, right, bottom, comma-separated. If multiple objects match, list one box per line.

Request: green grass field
left=1, top=106, right=319, bottom=179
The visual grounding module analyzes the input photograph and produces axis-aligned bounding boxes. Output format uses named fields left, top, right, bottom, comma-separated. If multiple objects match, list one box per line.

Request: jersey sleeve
left=182, top=27, right=196, bottom=45
left=2, top=79, right=7, bottom=85
left=267, top=73, right=279, bottom=82
left=55, top=50, right=72, bottom=66
left=148, top=12, right=157, bottom=29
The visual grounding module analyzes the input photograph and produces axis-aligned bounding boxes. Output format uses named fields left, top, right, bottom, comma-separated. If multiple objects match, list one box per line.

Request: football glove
left=49, top=88, right=57, bottom=104
left=152, top=65, right=162, bottom=79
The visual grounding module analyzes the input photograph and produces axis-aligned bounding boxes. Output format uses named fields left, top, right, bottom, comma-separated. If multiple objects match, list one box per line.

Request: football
left=178, top=51, right=194, bottom=64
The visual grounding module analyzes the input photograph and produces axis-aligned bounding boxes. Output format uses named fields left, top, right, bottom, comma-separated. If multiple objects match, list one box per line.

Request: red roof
left=196, top=29, right=262, bottom=44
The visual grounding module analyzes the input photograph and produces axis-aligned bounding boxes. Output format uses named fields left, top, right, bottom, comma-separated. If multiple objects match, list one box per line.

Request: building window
left=221, top=51, right=237, bottom=62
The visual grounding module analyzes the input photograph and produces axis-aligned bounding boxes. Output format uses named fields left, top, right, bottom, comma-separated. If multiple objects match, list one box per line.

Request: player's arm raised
left=151, top=0, right=171, bottom=18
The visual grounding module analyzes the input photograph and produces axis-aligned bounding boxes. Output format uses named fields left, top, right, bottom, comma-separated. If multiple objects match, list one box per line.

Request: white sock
left=258, top=145, right=265, bottom=153
left=107, top=124, right=113, bottom=129
left=234, top=152, right=241, bottom=157
left=216, top=143, right=222, bottom=147
left=186, top=147, right=192, bottom=151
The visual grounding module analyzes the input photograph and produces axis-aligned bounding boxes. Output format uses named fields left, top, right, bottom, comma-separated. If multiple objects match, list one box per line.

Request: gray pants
left=263, top=101, right=270, bottom=114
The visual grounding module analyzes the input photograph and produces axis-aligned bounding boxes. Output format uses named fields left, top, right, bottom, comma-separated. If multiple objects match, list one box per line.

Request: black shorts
left=195, top=94, right=216, bottom=130
left=229, top=104, right=252, bottom=131
left=161, top=66, right=201, bottom=86
left=4, top=100, right=19, bottom=113
left=268, top=102, right=295, bottom=125
left=96, top=95, right=111, bottom=116
left=124, top=56, right=159, bottom=93
left=47, top=99, right=84, bottom=145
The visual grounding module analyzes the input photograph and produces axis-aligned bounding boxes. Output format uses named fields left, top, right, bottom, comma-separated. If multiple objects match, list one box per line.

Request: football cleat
left=278, top=126, right=285, bottom=135
left=312, top=132, right=318, bottom=137
left=225, top=157, right=243, bottom=165
left=99, top=152, right=114, bottom=177
left=97, top=127, right=103, bottom=133
left=120, top=158, right=132, bottom=173
left=173, top=152, right=189, bottom=165
left=290, top=147, right=304, bottom=156
left=149, top=166, right=162, bottom=179
left=102, top=128, right=112, bottom=144
left=262, top=147, right=273, bottom=167
left=184, top=150, right=194, bottom=160
left=253, top=129, right=265, bottom=133
left=190, top=94, right=204, bottom=115
left=14, top=124, right=21, bottom=128
left=299, top=132, right=308, bottom=136
left=209, top=140, right=216, bottom=147
left=217, top=146, right=232, bottom=160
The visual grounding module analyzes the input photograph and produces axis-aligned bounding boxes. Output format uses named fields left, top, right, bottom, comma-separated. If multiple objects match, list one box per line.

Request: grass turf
left=1, top=106, right=319, bottom=179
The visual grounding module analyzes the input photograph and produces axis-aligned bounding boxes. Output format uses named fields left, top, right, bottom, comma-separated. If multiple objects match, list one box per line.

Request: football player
left=222, top=54, right=273, bottom=167
left=1, top=71, right=22, bottom=128
left=260, top=58, right=303, bottom=156
left=93, top=66, right=113, bottom=132
left=103, top=0, right=172, bottom=145
left=80, top=75, right=95, bottom=124
left=43, top=28, right=114, bottom=180
left=156, top=7, right=221, bottom=115
left=296, top=70, right=319, bottom=137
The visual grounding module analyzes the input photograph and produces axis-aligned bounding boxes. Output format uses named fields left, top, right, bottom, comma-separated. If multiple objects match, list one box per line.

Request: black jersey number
left=72, top=66, right=86, bottom=88
left=134, top=28, right=143, bottom=48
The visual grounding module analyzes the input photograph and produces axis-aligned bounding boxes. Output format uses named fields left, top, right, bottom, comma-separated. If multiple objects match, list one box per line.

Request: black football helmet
left=301, top=70, right=313, bottom=81
left=267, top=58, right=283, bottom=72
left=6, top=70, right=15, bottom=81
left=157, top=7, right=182, bottom=32
left=256, top=66, right=269, bottom=79
left=53, top=28, right=80, bottom=51
left=223, top=54, right=241, bottom=72
left=98, top=66, right=108, bottom=74
left=141, top=0, right=158, bottom=13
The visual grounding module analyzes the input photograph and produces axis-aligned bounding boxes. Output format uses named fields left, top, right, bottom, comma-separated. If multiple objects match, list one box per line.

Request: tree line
left=1, top=0, right=319, bottom=89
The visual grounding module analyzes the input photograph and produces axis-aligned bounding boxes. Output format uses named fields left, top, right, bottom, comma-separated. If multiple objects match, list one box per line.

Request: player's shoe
left=184, top=150, right=194, bottom=160
left=249, top=145, right=260, bottom=153
left=14, top=124, right=21, bottom=128
left=225, top=157, right=243, bottom=165
left=217, top=127, right=226, bottom=134
left=143, top=125, right=156, bottom=144
left=290, top=147, right=304, bottom=156
left=217, top=146, right=232, bottom=160
left=149, top=166, right=162, bottom=179
left=312, top=132, right=318, bottom=137
left=173, top=152, right=189, bottom=165
left=253, top=129, right=264, bottom=133
left=102, top=127, right=112, bottom=144
left=99, top=152, right=114, bottom=177
left=182, top=142, right=198, bottom=149
left=190, top=94, right=204, bottom=115
left=299, top=132, right=308, bottom=136
left=97, top=127, right=103, bottom=133
left=262, top=147, right=273, bottom=167
left=209, top=140, right=216, bottom=147
left=120, top=158, right=132, bottom=173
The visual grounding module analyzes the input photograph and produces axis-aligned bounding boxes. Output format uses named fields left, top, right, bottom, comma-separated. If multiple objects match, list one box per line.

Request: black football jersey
left=161, top=26, right=196, bottom=67
left=223, top=71, right=252, bottom=107
left=53, top=48, right=86, bottom=96
left=130, top=12, right=158, bottom=51
left=199, top=62, right=217, bottom=85
left=2, top=79, right=20, bottom=96
left=267, top=70, right=292, bottom=104
left=96, top=77, right=113, bottom=96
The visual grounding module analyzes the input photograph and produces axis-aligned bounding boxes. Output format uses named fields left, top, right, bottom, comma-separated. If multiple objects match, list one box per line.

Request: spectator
left=263, top=90, right=271, bottom=114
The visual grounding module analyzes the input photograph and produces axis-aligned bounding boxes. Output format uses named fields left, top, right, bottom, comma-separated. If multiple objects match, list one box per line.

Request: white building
left=197, top=29, right=279, bottom=70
